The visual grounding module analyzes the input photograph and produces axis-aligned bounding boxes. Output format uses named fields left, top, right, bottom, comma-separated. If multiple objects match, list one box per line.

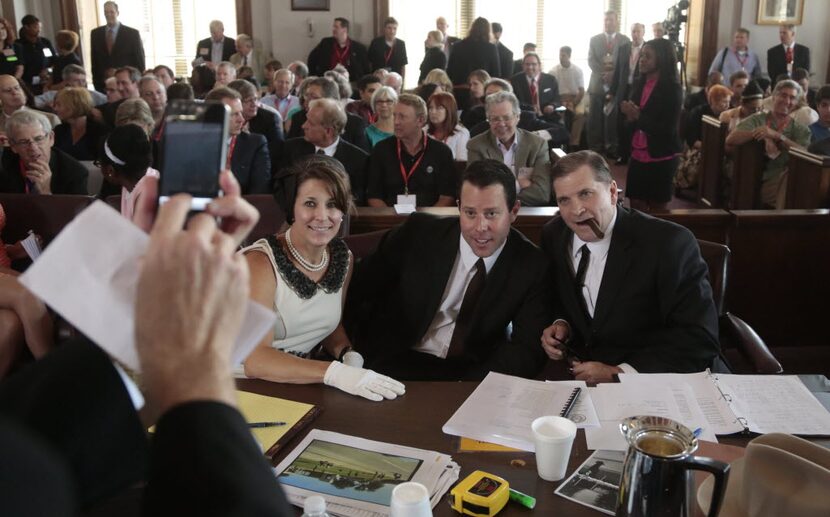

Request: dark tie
left=447, top=258, right=487, bottom=357
left=316, top=149, right=326, bottom=155
left=785, top=46, right=794, bottom=64
left=243, top=55, right=248, bottom=66
left=575, top=245, right=591, bottom=317
left=106, top=28, right=114, bottom=54
left=530, top=78, right=539, bottom=111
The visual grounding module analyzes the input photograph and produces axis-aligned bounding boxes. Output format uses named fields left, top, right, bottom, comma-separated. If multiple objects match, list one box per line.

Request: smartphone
left=158, top=100, right=230, bottom=210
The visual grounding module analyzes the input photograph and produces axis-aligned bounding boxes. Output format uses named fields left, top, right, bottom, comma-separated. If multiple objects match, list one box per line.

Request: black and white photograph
left=757, top=0, right=804, bottom=24
left=555, top=451, right=626, bottom=516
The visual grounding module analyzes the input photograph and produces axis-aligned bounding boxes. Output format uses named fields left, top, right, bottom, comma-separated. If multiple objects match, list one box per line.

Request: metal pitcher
left=616, top=416, right=729, bottom=517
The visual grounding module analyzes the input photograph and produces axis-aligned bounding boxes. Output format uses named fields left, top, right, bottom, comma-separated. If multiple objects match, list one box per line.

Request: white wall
left=714, top=0, right=829, bottom=84
left=251, top=0, right=374, bottom=68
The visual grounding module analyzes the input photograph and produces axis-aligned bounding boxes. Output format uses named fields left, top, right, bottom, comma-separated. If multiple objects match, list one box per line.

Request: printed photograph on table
left=554, top=450, right=625, bottom=516
left=278, top=439, right=423, bottom=505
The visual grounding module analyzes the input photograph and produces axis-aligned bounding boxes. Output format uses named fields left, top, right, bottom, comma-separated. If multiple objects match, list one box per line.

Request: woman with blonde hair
left=423, top=68, right=453, bottom=94
left=53, top=87, right=105, bottom=161
left=419, top=31, right=446, bottom=84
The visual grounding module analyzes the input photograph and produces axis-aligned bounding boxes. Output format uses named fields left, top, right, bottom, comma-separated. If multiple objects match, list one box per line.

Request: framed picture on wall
left=757, top=0, right=804, bottom=25
left=292, top=0, right=330, bottom=10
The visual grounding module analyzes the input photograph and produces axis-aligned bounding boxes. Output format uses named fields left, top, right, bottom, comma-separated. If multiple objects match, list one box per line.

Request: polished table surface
left=236, top=379, right=751, bottom=517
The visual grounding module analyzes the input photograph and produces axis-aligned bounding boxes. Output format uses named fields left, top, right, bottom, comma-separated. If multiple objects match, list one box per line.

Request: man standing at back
left=491, top=23, right=513, bottom=80
left=194, top=20, right=236, bottom=70
left=708, top=28, right=762, bottom=82
left=767, top=24, right=810, bottom=86
left=539, top=151, right=720, bottom=383
left=368, top=17, right=407, bottom=80
left=587, top=11, right=629, bottom=159
left=348, top=159, right=552, bottom=380
left=308, top=18, right=370, bottom=83
left=609, top=22, right=645, bottom=164
left=90, top=2, right=145, bottom=92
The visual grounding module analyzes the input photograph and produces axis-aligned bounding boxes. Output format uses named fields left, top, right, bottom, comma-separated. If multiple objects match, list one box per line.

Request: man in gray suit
left=587, top=11, right=630, bottom=158
left=467, top=91, right=551, bottom=206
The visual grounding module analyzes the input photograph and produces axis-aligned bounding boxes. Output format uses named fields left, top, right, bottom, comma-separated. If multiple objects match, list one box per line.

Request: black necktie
left=316, top=149, right=326, bottom=155
left=575, top=244, right=590, bottom=288
left=448, top=258, right=486, bottom=357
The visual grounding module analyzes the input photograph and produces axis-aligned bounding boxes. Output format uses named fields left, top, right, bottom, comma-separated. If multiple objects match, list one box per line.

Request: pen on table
left=561, top=387, right=581, bottom=419
left=693, top=427, right=702, bottom=438
left=248, top=421, right=286, bottom=428
left=509, top=488, right=536, bottom=509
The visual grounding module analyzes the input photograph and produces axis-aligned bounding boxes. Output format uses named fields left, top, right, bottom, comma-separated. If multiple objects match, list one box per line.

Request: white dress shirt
left=211, top=39, right=225, bottom=63
left=414, top=235, right=505, bottom=358
left=496, top=130, right=520, bottom=191
left=316, top=137, right=340, bottom=156
left=550, top=64, right=585, bottom=96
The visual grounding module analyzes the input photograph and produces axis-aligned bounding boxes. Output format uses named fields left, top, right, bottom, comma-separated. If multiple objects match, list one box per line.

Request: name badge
left=2, top=48, right=14, bottom=56
left=43, top=48, right=53, bottom=57
left=199, top=47, right=209, bottom=56
left=543, top=87, right=551, bottom=93
left=397, top=194, right=417, bottom=207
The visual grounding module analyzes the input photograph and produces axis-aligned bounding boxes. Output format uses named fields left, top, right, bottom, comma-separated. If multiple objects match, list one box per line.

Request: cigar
left=584, top=218, right=605, bottom=239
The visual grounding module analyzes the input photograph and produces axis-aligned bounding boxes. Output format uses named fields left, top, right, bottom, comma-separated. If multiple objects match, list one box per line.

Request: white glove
left=323, top=361, right=406, bottom=402
left=341, top=350, right=364, bottom=368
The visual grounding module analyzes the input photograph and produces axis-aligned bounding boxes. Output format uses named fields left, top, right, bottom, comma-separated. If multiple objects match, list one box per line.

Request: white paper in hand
left=19, top=201, right=275, bottom=371
left=21, top=231, right=41, bottom=260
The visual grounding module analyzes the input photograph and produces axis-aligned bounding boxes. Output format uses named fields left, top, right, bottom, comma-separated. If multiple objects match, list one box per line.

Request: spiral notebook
left=442, top=372, right=595, bottom=452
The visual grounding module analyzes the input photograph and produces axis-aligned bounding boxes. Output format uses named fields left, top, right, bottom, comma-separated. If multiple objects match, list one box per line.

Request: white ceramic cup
left=531, top=415, right=578, bottom=482
left=390, top=481, right=432, bottom=517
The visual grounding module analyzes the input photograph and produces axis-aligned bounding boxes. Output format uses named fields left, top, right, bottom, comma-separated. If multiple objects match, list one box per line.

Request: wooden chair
left=697, top=239, right=783, bottom=374
left=784, top=148, right=830, bottom=208
left=0, top=194, right=94, bottom=246
left=342, top=229, right=388, bottom=261
left=697, top=115, right=728, bottom=207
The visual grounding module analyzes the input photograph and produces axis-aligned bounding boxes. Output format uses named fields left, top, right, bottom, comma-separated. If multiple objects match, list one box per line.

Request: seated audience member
left=242, top=156, right=404, bottom=400
left=48, top=30, right=81, bottom=91
left=511, top=52, right=560, bottom=119
left=685, top=85, right=732, bottom=149
left=762, top=73, right=818, bottom=127
left=366, top=93, right=455, bottom=207
left=189, top=64, right=216, bottom=99
left=104, top=76, right=121, bottom=103
left=138, top=76, right=167, bottom=139
left=0, top=18, right=23, bottom=80
left=809, top=85, right=830, bottom=144
left=415, top=82, right=442, bottom=104
left=228, top=79, right=284, bottom=152
left=166, top=81, right=194, bottom=101
left=446, top=17, right=501, bottom=85
left=152, top=64, right=175, bottom=88
left=427, top=91, right=469, bottom=161
left=467, top=91, right=551, bottom=206
left=261, top=68, right=299, bottom=121
left=0, top=75, right=60, bottom=129
left=0, top=110, right=87, bottom=194
left=214, top=61, right=236, bottom=87
left=423, top=68, right=454, bottom=95
left=52, top=87, right=105, bottom=161
left=0, top=175, right=294, bottom=515
left=286, top=76, right=370, bottom=152
left=727, top=70, right=749, bottom=108
left=275, top=98, right=368, bottom=208
left=287, top=60, right=308, bottom=96
left=459, top=69, right=490, bottom=121
left=726, top=79, right=811, bottom=208
left=540, top=151, right=720, bottom=382
left=419, top=31, right=447, bottom=84
left=230, top=34, right=271, bottom=85
left=720, top=80, right=764, bottom=132
left=365, top=85, right=397, bottom=147
left=205, top=87, right=271, bottom=194
left=115, top=98, right=155, bottom=136
left=261, top=59, right=283, bottom=90
left=98, top=123, right=158, bottom=232
left=368, top=17, right=407, bottom=78
left=464, top=78, right=556, bottom=137
left=792, top=68, right=816, bottom=109
left=382, top=71, right=403, bottom=95
left=324, top=70, right=353, bottom=109
left=35, top=65, right=107, bottom=109
left=346, top=74, right=381, bottom=123
left=550, top=45, right=587, bottom=148
left=684, top=71, right=723, bottom=111
left=348, top=159, right=552, bottom=380
left=97, top=66, right=141, bottom=129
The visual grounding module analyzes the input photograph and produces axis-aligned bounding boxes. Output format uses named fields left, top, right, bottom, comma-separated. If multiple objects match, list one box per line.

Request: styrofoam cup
left=390, top=481, right=432, bottom=517
left=531, top=415, right=577, bottom=481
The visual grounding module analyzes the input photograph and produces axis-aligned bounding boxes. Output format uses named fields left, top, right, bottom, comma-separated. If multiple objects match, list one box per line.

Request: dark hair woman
left=445, top=17, right=501, bottom=86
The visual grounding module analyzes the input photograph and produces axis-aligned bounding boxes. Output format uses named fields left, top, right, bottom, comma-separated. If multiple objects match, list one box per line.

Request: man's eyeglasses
left=10, top=134, right=48, bottom=147
left=487, top=115, right=516, bottom=124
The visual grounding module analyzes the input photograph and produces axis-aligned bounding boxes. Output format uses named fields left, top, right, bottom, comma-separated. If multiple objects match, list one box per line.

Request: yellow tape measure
left=450, top=471, right=510, bottom=516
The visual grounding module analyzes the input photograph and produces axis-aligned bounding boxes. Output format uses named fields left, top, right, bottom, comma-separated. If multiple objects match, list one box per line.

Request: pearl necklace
left=285, top=227, right=329, bottom=272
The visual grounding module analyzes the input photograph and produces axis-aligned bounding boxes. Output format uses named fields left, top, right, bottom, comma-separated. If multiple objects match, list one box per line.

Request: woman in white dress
left=242, top=156, right=404, bottom=401
left=426, top=91, right=469, bottom=161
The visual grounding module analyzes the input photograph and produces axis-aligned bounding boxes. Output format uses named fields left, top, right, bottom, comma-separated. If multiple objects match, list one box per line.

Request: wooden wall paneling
left=236, top=0, right=252, bottom=37
left=373, top=0, right=389, bottom=37
left=729, top=141, right=764, bottom=209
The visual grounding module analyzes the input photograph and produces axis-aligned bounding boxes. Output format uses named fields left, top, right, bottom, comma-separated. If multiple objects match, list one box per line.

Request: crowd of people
left=0, top=3, right=826, bottom=511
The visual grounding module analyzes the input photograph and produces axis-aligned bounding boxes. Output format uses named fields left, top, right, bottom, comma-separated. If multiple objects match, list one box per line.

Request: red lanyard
left=397, top=132, right=428, bottom=195
left=734, top=49, right=749, bottom=69
left=226, top=135, right=237, bottom=169
left=384, top=41, right=394, bottom=65
left=333, top=40, right=351, bottom=64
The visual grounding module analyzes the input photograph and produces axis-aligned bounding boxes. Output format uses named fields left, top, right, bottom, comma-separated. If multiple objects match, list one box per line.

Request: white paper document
left=19, top=201, right=275, bottom=372
left=442, top=372, right=600, bottom=452
left=21, top=231, right=42, bottom=260
left=274, top=429, right=460, bottom=517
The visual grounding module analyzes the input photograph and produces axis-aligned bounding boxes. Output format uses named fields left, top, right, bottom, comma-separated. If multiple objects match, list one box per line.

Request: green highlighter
left=508, top=488, right=536, bottom=510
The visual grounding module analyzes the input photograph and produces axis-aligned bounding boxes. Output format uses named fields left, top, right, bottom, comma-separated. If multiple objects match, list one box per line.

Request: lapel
left=416, top=220, right=461, bottom=339
left=554, top=221, right=593, bottom=341
left=515, top=76, right=530, bottom=101
left=484, top=131, right=506, bottom=160
left=513, top=129, right=530, bottom=166
left=591, top=207, right=634, bottom=326
left=472, top=229, right=515, bottom=319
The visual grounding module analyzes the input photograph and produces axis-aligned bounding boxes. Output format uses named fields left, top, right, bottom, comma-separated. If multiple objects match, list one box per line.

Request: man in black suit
left=767, top=24, right=810, bottom=86
left=510, top=52, right=560, bottom=119
left=1, top=110, right=87, bottom=195
left=491, top=23, right=514, bottom=80
left=205, top=87, right=271, bottom=194
left=539, top=151, right=720, bottom=383
left=609, top=23, right=645, bottom=163
left=0, top=181, right=292, bottom=516
left=348, top=159, right=553, bottom=381
left=194, top=20, right=236, bottom=69
left=90, top=2, right=145, bottom=92
left=512, top=43, right=536, bottom=76
left=308, top=17, right=370, bottom=81
left=275, top=98, right=368, bottom=209
left=228, top=79, right=284, bottom=155
left=96, top=66, right=141, bottom=129
left=287, top=76, right=370, bottom=152
left=368, top=17, right=408, bottom=79
left=436, top=16, right=460, bottom=58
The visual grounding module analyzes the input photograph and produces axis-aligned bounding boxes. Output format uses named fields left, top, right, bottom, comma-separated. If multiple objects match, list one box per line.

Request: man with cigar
left=539, top=151, right=720, bottom=383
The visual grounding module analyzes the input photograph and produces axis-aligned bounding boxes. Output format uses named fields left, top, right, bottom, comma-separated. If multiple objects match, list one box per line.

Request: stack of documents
left=275, top=429, right=460, bottom=517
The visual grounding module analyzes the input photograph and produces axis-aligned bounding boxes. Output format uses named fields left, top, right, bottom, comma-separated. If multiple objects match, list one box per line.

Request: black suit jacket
left=308, top=37, right=371, bottom=80
left=510, top=72, right=560, bottom=112
left=1, top=148, right=88, bottom=195
left=446, top=39, right=501, bottom=85
left=609, top=42, right=640, bottom=104
left=767, top=43, right=810, bottom=84
left=627, top=78, right=682, bottom=158
left=195, top=36, right=236, bottom=63
left=495, top=42, right=514, bottom=79
left=288, top=110, right=371, bottom=152
left=274, top=137, right=369, bottom=210
left=248, top=108, right=284, bottom=149
left=540, top=207, right=719, bottom=373
left=368, top=37, right=407, bottom=75
left=90, top=24, right=146, bottom=91
left=347, top=213, right=552, bottom=381
left=419, top=47, right=447, bottom=83
left=0, top=338, right=291, bottom=516
left=231, top=132, right=271, bottom=194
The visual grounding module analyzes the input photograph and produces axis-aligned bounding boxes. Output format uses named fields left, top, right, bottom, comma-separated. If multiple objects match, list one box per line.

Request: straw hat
left=698, top=433, right=830, bottom=517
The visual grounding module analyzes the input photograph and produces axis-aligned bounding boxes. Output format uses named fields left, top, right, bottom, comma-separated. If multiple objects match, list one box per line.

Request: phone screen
left=159, top=101, right=229, bottom=209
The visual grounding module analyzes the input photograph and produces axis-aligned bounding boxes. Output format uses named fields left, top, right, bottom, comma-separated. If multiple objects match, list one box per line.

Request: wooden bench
left=784, top=148, right=830, bottom=208
left=729, top=141, right=765, bottom=209
left=698, top=115, right=728, bottom=207
left=0, top=194, right=94, bottom=245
